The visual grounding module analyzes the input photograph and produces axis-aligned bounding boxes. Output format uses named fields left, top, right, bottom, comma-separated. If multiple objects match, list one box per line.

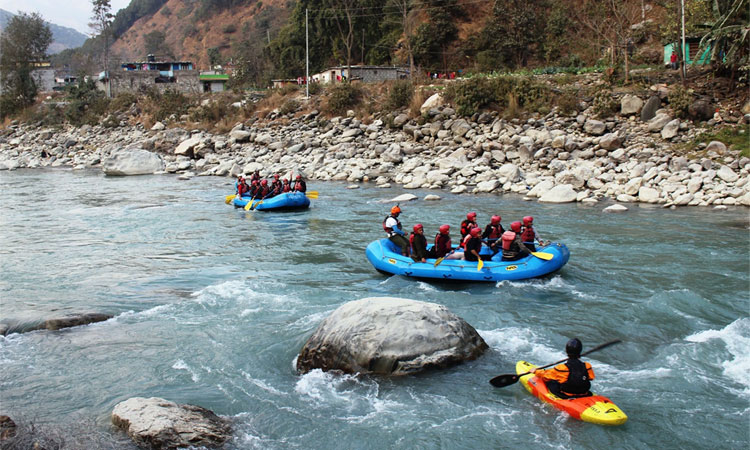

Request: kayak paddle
left=489, top=339, right=622, bottom=388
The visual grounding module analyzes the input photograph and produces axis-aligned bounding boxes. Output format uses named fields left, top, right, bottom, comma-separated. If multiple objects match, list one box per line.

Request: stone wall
left=110, top=70, right=200, bottom=95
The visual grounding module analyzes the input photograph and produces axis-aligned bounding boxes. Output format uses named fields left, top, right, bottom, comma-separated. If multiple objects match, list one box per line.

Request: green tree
left=144, top=31, right=173, bottom=59
left=698, top=0, right=749, bottom=82
left=484, top=0, right=547, bottom=67
left=90, top=0, right=115, bottom=97
left=411, top=0, right=460, bottom=72
left=207, top=47, right=222, bottom=69
left=0, top=12, right=52, bottom=118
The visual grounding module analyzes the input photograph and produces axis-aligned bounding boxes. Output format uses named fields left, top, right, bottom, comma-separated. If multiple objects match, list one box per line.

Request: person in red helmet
left=383, top=205, right=410, bottom=256
left=501, top=221, right=531, bottom=261
left=482, top=215, right=505, bottom=254
left=409, top=224, right=428, bottom=262
left=282, top=178, right=291, bottom=193
left=258, top=179, right=271, bottom=198
left=293, top=174, right=307, bottom=193
left=521, top=216, right=545, bottom=251
left=270, top=174, right=282, bottom=196
left=460, top=212, right=479, bottom=243
left=463, top=227, right=483, bottom=262
left=432, top=224, right=454, bottom=259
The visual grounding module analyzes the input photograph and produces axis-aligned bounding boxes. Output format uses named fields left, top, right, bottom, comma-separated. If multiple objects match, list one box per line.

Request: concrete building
left=200, top=73, right=230, bottom=92
left=104, top=55, right=200, bottom=95
left=313, top=65, right=409, bottom=83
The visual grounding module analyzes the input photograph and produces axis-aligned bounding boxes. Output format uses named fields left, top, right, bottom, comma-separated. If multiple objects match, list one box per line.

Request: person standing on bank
left=383, top=205, right=410, bottom=257
left=533, top=338, right=595, bottom=398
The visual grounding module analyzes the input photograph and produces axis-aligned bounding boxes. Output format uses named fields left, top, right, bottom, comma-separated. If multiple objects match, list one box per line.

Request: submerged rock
left=296, top=297, right=488, bottom=376
left=43, top=313, right=112, bottom=331
left=112, top=397, right=230, bottom=449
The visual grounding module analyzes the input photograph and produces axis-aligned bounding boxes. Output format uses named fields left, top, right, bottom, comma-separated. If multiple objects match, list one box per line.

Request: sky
left=0, top=0, right=131, bottom=35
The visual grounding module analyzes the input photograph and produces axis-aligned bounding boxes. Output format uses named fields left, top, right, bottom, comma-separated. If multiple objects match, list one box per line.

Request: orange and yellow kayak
left=516, top=360, right=627, bottom=426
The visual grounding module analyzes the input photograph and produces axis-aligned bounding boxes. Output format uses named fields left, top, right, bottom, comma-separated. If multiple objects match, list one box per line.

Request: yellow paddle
left=305, top=191, right=318, bottom=199
left=433, top=257, right=445, bottom=267
left=477, top=259, right=484, bottom=271
left=244, top=195, right=259, bottom=211
left=531, top=252, right=554, bottom=261
left=225, top=194, right=237, bottom=204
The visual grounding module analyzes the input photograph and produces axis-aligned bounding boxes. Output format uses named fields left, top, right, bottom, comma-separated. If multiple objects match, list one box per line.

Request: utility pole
left=306, top=8, right=309, bottom=99
left=680, top=0, right=686, bottom=79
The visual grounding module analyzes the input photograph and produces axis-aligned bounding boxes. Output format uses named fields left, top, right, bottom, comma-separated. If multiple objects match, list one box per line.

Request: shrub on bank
left=384, top=80, right=414, bottom=111
left=324, top=83, right=362, bottom=115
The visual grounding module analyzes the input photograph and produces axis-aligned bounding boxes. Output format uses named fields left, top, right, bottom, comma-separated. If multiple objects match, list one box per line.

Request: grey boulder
left=296, top=297, right=488, bottom=376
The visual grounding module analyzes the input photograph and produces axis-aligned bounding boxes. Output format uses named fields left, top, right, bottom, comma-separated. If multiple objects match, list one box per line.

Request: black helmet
left=565, top=338, right=582, bottom=357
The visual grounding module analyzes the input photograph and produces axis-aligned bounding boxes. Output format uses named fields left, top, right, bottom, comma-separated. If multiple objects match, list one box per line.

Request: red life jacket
left=460, top=220, right=477, bottom=238
left=486, top=224, right=502, bottom=239
left=521, top=226, right=535, bottom=243
left=409, top=233, right=415, bottom=248
left=501, top=231, right=516, bottom=250
left=382, top=215, right=401, bottom=234
left=434, top=233, right=452, bottom=257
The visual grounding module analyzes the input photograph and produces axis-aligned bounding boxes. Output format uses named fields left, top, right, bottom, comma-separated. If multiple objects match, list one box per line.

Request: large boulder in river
left=112, top=397, right=231, bottom=449
left=103, top=149, right=165, bottom=176
left=296, top=297, right=488, bottom=376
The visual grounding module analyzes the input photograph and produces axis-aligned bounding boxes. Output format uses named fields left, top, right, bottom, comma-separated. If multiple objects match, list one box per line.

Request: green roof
left=200, top=74, right=229, bottom=81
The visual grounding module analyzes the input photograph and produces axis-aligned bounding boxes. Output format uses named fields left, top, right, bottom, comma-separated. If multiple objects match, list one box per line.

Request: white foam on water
left=480, top=327, right=559, bottom=362
left=191, top=279, right=301, bottom=311
left=417, top=281, right=438, bottom=292
left=685, top=317, right=750, bottom=395
left=494, top=275, right=595, bottom=300
left=607, top=366, right=673, bottom=381
left=240, top=370, right=285, bottom=396
left=172, top=359, right=200, bottom=382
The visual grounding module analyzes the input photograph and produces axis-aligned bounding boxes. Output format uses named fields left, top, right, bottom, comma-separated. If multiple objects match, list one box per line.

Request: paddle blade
left=477, top=259, right=484, bottom=271
left=305, top=192, right=318, bottom=199
left=489, top=374, right=520, bottom=388
left=433, top=257, right=445, bottom=267
left=244, top=201, right=253, bottom=211
left=225, top=194, right=236, bottom=204
left=532, top=252, right=554, bottom=261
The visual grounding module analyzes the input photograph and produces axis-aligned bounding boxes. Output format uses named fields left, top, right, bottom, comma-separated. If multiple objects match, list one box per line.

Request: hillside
left=0, top=8, right=88, bottom=54
left=110, top=0, right=292, bottom=69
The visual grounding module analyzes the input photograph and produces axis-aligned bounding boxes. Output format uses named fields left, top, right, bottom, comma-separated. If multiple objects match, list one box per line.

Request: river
left=0, top=168, right=748, bottom=449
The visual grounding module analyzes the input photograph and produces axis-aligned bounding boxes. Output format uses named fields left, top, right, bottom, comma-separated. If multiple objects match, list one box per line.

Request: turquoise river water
left=0, top=168, right=748, bottom=449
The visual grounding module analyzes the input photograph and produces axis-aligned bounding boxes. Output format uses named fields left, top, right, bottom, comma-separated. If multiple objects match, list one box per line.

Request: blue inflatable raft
left=231, top=192, right=310, bottom=211
left=365, top=238, right=569, bottom=282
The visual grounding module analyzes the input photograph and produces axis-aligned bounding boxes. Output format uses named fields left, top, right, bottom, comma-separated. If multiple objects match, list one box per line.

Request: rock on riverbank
left=1, top=91, right=748, bottom=207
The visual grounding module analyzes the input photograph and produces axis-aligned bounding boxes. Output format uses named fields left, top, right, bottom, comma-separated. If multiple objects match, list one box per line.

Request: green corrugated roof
left=200, top=74, right=229, bottom=81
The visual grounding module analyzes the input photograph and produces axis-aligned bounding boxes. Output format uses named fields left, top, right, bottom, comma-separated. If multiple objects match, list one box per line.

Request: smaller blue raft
left=365, top=238, right=569, bottom=282
left=231, top=192, right=310, bottom=211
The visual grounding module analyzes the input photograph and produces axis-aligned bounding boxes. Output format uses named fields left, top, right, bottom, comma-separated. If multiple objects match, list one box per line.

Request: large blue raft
left=231, top=192, right=310, bottom=211
left=365, top=238, right=570, bottom=282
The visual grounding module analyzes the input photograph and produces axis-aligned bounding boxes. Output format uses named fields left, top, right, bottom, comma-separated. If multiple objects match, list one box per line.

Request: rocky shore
left=1, top=91, right=748, bottom=207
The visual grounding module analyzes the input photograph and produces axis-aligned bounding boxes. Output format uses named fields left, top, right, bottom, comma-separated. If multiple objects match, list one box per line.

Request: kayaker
left=293, top=175, right=307, bottom=193
left=383, top=205, right=410, bottom=257
left=462, top=227, right=483, bottom=262
left=533, top=338, right=595, bottom=398
left=409, top=224, right=428, bottom=263
left=460, top=212, right=479, bottom=244
left=482, top=215, right=505, bottom=254
left=501, top=221, right=531, bottom=261
left=521, top=216, right=545, bottom=252
left=432, top=224, right=454, bottom=258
